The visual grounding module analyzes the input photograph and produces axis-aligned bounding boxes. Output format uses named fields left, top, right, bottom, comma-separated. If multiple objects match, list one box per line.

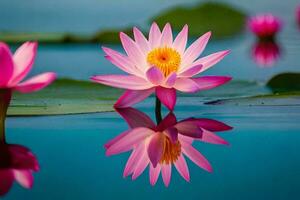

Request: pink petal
left=13, top=170, right=33, bottom=189
left=14, top=72, right=56, bottom=93
left=156, top=112, right=177, bottom=132
left=149, top=164, right=161, bottom=185
left=191, top=50, right=230, bottom=73
left=174, top=154, right=190, bottom=182
left=175, top=120, right=203, bottom=138
left=174, top=78, right=199, bottom=93
left=149, top=22, right=162, bottom=48
left=178, top=64, right=203, bottom=77
left=106, top=127, right=154, bottom=156
left=164, top=127, right=178, bottom=143
left=164, top=72, right=177, bottom=88
left=182, top=32, right=211, bottom=66
left=161, top=164, right=172, bottom=187
left=102, top=47, right=141, bottom=75
left=156, top=87, right=176, bottom=111
left=173, top=25, right=188, bottom=54
left=192, top=76, right=232, bottom=91
left=0, top=42, right=14, bottom=87
left=114, top=88, right=155, bottom=108
left=160, top=23, right=173, bottom=46
left=91, top=75, right=152, bottom=90
left=182, top=142, right=212, bottom=172
left=200, top=129, right=229, bottom=145
left=195, top=118, right=233, bottom=132
left=0, top=170, right=14, bottom=196
left=116, top=107, right=156, bottom=129
left=132, top=149, right=149, bottom=180
left=146, top=67, right=164, bottom=85
left=147, top=133, right=164, bottom=168
left=120, top=32, right=146, bottom=69
left=133, top=27, right=150, bottom=53
left=104, top=130, right=130, bottom=150
left=9, top=42, right=37, bottom=86
left=123, top=143, right=145, bottom=177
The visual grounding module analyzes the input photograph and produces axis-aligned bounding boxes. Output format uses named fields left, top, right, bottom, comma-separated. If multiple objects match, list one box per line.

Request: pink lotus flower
left=296, top=5, right=300, bottom=26
left=248, top=14, right=282, bottom=38
left=252, top=40, right=280, bottom=67
left=0, top=143, right=39, bottom=196
left=105, top=107, right=232, bottom=186
left=0, top=42, right=56, bottom=93
left=91, top=23, right=231, bottom=110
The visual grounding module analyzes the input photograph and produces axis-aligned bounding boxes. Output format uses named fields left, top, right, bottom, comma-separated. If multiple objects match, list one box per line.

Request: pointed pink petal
left=196, top=118, right=233, bottom=132
left=102, top=47, right=141, bottom=75
left=164, top=127, right=178, bottom=143
left=106, top=127, right=154, bottom=156
left=182, top=32, right=211, bottom=66
left=192, top=76, right=231, bottom=91
left=13, top=170, right=33, bottom=189
left=149, top=164, right=161, bottom=185
left=182, top=142, right=212, bottom=172
left=175, top=120, right=202, bottom=138
left=174, top=78, right=199, bottom=93
left=156, top=87, right=176, bottom=111
left=161, top=164, right=172, bottom=187
left=10, top=42, right=37, bottom=86
left=191, top=50, right=230, bottom=73
left=114, top=88, right=154, bottom=108
left=149, top=22, right=162, bottom=48
left=91, top=75, right=152, bottom=90
left=132, top=149, right=149, bottom=180
left=0, top=42, right=14, bottom=87
left=173, top=25, right=188, bottom=54
left=116, top=107, right=156, bottom=129
left=123, top=143, right=145, bottom=177
left=146, top=67, right=164, bottom=85
left=178, top=134, right=194, bottom=144
left=164, top=72, right=177, bottom=88
left=178, top=64, right=203, bottom=77
left=133, top=27, right=150, bottom=53
left=174, top=154, right=190, bottom=182
left=200, top=129, right=229, bottom=145
left=14, top=72, right=56, bottom=93
left=160, top=23, right=173, bottom=46
left=147, top=133, right=164, bottom=168
left=120, top=32, right=146, bottom=69
left=156, top=112, right=177, bottom=132
left=0, top=170, right=14, bottom=196
left=104, top=130, right=130, bottom=150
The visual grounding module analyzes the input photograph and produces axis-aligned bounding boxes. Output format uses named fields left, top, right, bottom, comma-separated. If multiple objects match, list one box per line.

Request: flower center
left=147, top=47, right=181, bottom=77
left=159, top=136, right=181, bottom=164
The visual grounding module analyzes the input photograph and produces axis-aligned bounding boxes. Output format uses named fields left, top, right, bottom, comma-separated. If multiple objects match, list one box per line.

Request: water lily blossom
left=105, top=108, right=232, bottom=186
left=252, top=40, right=280, bottom=67
left=296, top=5, right=300, bottom=26
left=248, top=14, right=282, bottom=38
left=91, top=23, right=231, bottom=110
left=0, top=41, right=56, bottom=93
left=0, top=143, right=39, bottom=196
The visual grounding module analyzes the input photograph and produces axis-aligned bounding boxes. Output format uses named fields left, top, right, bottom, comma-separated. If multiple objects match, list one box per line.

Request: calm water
left=1, top=0, right=300, bottom=199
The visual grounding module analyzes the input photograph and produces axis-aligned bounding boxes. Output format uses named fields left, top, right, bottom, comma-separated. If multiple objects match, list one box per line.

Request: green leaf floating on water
left=152, top=2, right=246, bottom=39
left=8, top=79, right=121, bottom=116
left=267, top=73, right=300, bottom=93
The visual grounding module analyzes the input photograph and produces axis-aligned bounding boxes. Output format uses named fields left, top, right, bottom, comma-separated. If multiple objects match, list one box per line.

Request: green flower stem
left=0, top=89, right=12, bottom=143
left=155, top=96, right=162, bottom=124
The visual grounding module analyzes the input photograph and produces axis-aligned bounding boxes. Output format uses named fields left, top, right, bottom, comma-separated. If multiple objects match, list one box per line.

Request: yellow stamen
left=159, top=136, right=181, bottom=164
left=147, top=47, right=181, bottom=77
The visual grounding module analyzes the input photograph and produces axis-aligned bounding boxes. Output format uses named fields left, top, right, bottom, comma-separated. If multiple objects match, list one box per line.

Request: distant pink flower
left=0, top=42, right=56, bottom=93
left=105, top=108, right=232, bottom=186
left=248, top=14, right=282, bottom=38
left=252, top=40, right=280, bottom=67
left=91, top=23, right=231, bottom=110
left=0, top=143, right=39, bottom=196
left=296, top=5, right=300, bottom=26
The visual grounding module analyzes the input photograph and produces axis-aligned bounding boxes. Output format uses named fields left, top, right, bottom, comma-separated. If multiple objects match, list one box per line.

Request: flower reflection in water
left=105, top=107, right=232, bottom=187
left=251, top=39, right=281, bottom=67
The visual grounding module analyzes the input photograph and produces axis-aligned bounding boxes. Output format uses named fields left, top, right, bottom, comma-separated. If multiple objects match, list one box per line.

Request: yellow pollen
left=147, top=47, right=181, bottom=77
left=159, top=136, right=181, bottom=164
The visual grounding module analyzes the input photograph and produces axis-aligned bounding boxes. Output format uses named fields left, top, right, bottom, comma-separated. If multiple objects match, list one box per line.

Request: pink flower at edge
left=0, top=143, right=39, bottom=196
left=104, top=107, right=232, bottom=187
left=91, top=23, right=231, bottom=111
left=297, top=5, right=300, bottom=26
left=0, top=41, right=56, bottom=93
left=248, top=14, right=282, bottom=38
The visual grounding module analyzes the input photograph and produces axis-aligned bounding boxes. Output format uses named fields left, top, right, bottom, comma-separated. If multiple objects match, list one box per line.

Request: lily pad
left=152, top=2, right=246, bottom=39
left=8, top=79, right=121, bottom=116
left=267, top=73, right=300, bottom=93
